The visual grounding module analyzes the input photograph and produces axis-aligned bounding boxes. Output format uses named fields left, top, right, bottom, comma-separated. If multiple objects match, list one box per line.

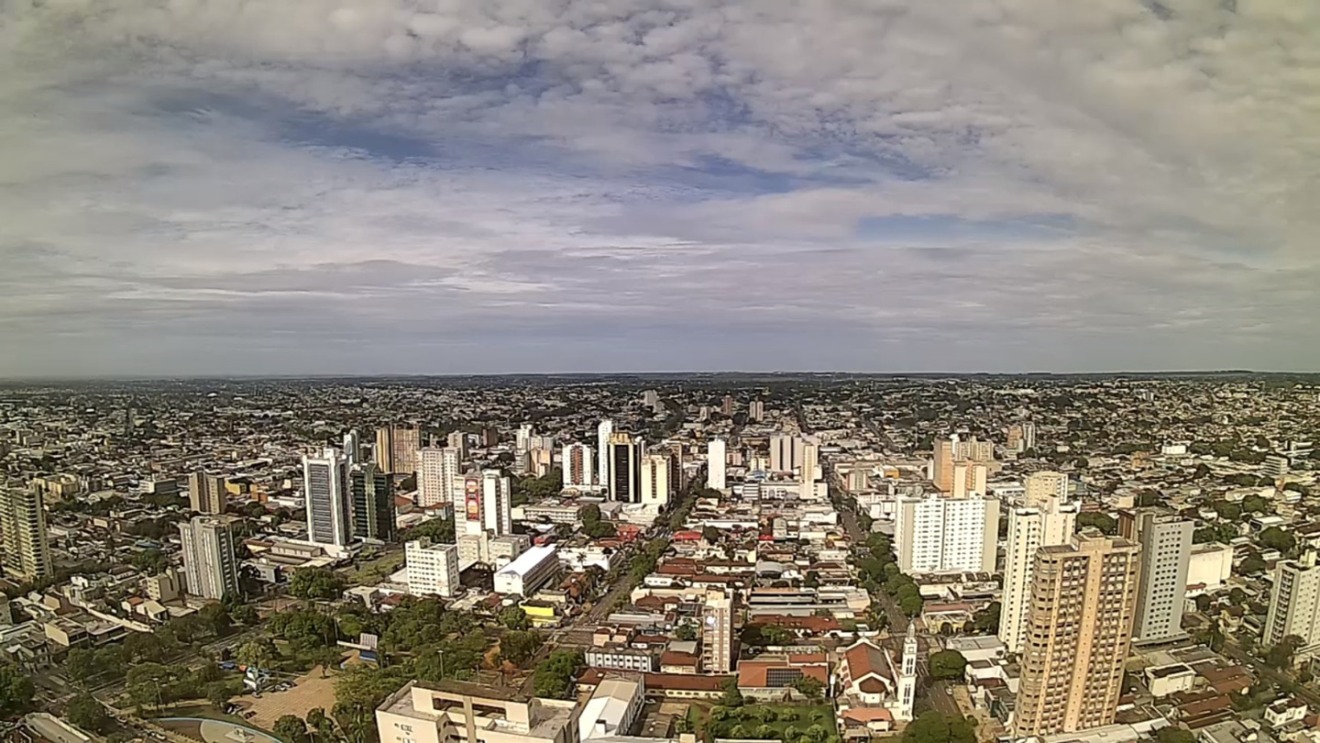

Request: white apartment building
left=639, top=454, right=671, bottom=508
left=707, top=438, right=727, bottom=490
left=999, top=494, right=1079, bottom=654
left=769, top=434, right=804, bottom=473
left=951, top=463, right=988, bottom=499
left=1120, top=510, right=1193, bottom=643
left=596, top=420, right=613, bottom=488
left=406, top=539, right=461, bottom=598
left=178, top=515, right=241, bottom=601
left=417, top=447, right=461, bottom=509
left=1264, top=551, right=1320, bottom=659
left=894, top=493, right=999, bottom=575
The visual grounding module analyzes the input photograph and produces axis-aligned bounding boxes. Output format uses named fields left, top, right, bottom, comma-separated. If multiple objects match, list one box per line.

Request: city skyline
left=5, top=1, right=1319, bottom=376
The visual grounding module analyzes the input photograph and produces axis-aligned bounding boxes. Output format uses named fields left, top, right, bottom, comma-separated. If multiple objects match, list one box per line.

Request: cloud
left=1, top=0, right=1318, bottom=375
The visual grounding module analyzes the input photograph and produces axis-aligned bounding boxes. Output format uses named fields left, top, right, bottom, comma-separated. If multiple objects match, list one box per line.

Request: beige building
left=377, top=425, right=422, bottom=475
left=932, top=438, right=955, bottom=493
left=188, top=470, right=228, bottom=514
left=376, top=680, right=578, bottom=743
left=1024, top=471, right=1069, bottom=505
left=0, top=487, right=53, bottom=582
left=702, top=589, right=735, bottom=673
left=639, top=454, right=671, bottom=508
left=1013, top=531, right=1141, bottom=737
left=999, top=491, right=1079, bottom=654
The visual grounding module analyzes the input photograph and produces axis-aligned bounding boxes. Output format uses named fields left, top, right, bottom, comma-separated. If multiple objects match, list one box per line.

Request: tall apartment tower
left=445, top=430, right=468, bottom=460
left=188, top=470, right=227, bottom=514
left=0, top=487, right=53, bottom=582
left=1014, top=532, right=1141, bottom=737
left=721, top=395, right=735, bottom=416
left=416, top=447, right=460, bottom=509
left=1000, top=492, right=1080, bottom=653
left=596, top=419, right=614, bottom=488
left=1025, top=471, right=1069, bottom=505
left=405, top=538, right=462, bottom=598
left=178, top=515, right=241, bottom=600
left=932, top=437, right=956, bottom=493
left=1119, top=509, right=1192, bottom=643
left=607, top=432, right=643, bottom=503
left=375, top=425, right=421, bottom=475
left=800, top=440, right=820, bottom=498
left=894, top=492, right=999, bottom=575
left=951, top=463, right=988, bottom=499
left=1264, top=551, right=1320, bottom=656
left=749, top=400, right=765, bottom=422
left=465, top=470, right=511, bottom=537
left=640, top=453, right=671, bottom=508
left=304, top=448, right=351, bottom=549
left=342, top=430, right=361, bottom=467
left=707, top=438, right=727, bottom=490
left=561, top=443, right=595, bottom=490
left=769, top=434, right=804, bottom=473
left=351, top=464, right=397, bottom=543
left=702, top=589, right=735, bottom=673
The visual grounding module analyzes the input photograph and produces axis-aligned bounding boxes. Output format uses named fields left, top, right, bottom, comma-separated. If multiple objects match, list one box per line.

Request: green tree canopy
left=64, top=695, right=110, bottom=734
left=289, top=567, right=346, bottom=600
left=928, top=650, right=968, bottom=680
left=1075, top=512, right=1117, bottom=535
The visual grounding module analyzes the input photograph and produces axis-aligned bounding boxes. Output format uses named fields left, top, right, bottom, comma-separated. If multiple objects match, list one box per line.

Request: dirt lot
left=232, top=666, right=339, bottom=730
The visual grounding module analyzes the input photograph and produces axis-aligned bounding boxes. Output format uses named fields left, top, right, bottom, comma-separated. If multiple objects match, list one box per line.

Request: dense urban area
left=0, top=374, right=1319, bottom=743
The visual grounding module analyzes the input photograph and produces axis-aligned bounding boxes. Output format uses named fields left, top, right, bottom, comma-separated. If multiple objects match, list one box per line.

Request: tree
left=928, top=650, right=968, bottom=681
left=500, top=606, right=530, bottom=631
left=499, top=630, right=543, bottom=666
left=65, top=648, right=101, bottom=685
left=803, top=571, right=820, bottom=588
left=65, top=695, right=110, bottom=734
left=207, top=681, right=233, bottom=710
left=719, top=678, right=744, bottom=707
left=702, top=525, right=721, bottom=543
left=674, top=622, right=697, bottom=642
left=1075, top=512, right=1117, bottom=535
left=1211, top=501, right=1243, bottom=521
left=792, top=675, right=825, bottom=701
left=1241, top=495, right=1271, bottom=516
left=902, top=711, right=977, bottom=743
left=1194, top=595, right=1213, bottom=613
left=238, top=638, right=278, bottom=671
left=289, top=567, right=346, bottom=601
left=230, top=603, right=259, bottom=625
left=199, top=601, right=233, bottom=637
left=1239, top=554, right=1267, bottom=575
left=972, top=602, right=1001, bottom=633
left=1155, top=728, right=1195, bottom=743
left=1258, top=526, right=1295, bottom=553
left=274, top=715, right=311, bottom=743
left=532, top=650, right=583, bottom=700
left=1265, top=635, right=1305, bottom=670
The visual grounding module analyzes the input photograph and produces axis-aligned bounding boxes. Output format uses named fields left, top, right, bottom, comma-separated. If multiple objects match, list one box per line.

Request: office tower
left=1119, top=509, right=1192, bottom=643
left=702, top=589, right=735, bottom=673
left=375, top=425, right=421, bottom=475
left=1000, top=492, right=1080, bottom=654
left=894, top=493, right=999, bottom=575
left=416, top=447, right=460, bottom=509
left=707, top=438, right=727, bottom=490
left=597, top=419, right=614, bottom=488
left=351, top=464, right=397, bottom=543
left=932, top=437, right=955, bottom=493
left=178, top=515, right=241, bottom=600
left=640, top=454, right=671, bottom=507
left=562, top=443, right=595, bottom=490
left=721, top=395, right=735, bottom=416
left=749, top=400, right=764, bottom=422
left=1013, top=532, right=1141, bottom=737
left=405, top=538, right=461, bottom=598
left=769, top=434, right=803, bottom=473
left=343, top=430, right=361, bottom=467
left=304, top=448, right=351, bottom=549
left=1265, top=553, right=1320, bottom=657
left=516, top=424, right=534, bottom=455
left=951, top=463, right=988, bottom=498
left=0, top=487, right=53, bottom=582
left=187, top=470, right=227, bottom=514
left=446, top=430, right=468, bottom=460
left=1025, top=471, right=1069, bottom=506
left=607, top=432, right=643, bottom=503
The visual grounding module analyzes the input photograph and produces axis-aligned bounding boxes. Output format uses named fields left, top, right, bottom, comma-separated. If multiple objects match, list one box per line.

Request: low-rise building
left=376, top=680, right=578, bottom=743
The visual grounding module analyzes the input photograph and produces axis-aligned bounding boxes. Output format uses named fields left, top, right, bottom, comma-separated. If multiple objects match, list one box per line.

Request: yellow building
left=520, top=601, right=559, bottom=628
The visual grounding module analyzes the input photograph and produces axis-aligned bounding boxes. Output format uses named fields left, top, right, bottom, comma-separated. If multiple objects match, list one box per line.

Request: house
left=1264, top=697, right=1308, bottom=729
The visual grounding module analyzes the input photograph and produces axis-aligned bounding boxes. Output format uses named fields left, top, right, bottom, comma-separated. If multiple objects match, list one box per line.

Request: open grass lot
left=704, top=703, right=839, bottom=743
left=232, top=666, right=340, bottom=731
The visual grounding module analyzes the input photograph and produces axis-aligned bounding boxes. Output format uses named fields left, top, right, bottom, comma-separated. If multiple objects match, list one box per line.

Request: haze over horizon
left=4, top=0, right=1319, bottom=377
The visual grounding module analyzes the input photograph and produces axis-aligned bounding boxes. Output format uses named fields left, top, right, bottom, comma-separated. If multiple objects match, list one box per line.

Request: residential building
left=562, top=443, right=594, bottom=490
left=894, top=493, right=999, bottom=575
left=607, top=432, right=642, bottom=503
left=1013, top=532, right=1142, bottom=737
left=801, top=440, right=819, bottom=498
left=951, top=463, right=987, bottom=499
left=187, top=470, right=227, bottom=514
left=749, top=400, right=764, bottom=422
left=932, top=437, right=955, bottom=493
left=0, top=487, right=52, bottom=582
left=303, top=447, right=351, bottom=550
left=702, top=589, right=735, bottom=673
left=1119, top=509, right=1192, bottom=643
left=376, top=425, right=421, bottom=475
left=178, top=515, right=241, bottom=600
left=417, top=447, right=461, bottom=509
left=1263, top=455, right=1290, bottom=480
left=596, top=419, right=613, bottom=488
left=707, top=438, right=727, bottom=491
left=770, top=434, right=804, bottom=473
left=1264, top=551, right=1320, bottom=660
left=1025, top=471, right=1069, bottom=505
left=1000, top=491, right=1079, bottom=654
left=375, top=680, right=579, bottom=743
left=446, top=430, right=467, bottom=460
left=639, top=453, right=671, bottom=508
left=406, top=539, right=461, bottom=598
left=351, top=464, right=397, bottom=543
left=954, top=436, right=995, bottom=463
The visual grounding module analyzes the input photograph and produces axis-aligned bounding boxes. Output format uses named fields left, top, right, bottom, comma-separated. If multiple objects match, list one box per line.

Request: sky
left=2, top=0, right=1319, bottom=377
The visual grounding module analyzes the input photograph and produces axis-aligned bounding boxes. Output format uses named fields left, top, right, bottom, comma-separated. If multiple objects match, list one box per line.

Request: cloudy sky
left=3, top=0, right=1318, bottom=376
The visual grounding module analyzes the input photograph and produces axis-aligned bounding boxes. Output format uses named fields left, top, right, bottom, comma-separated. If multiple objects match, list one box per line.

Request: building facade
left=1000, top=493, right=1079, bottom=654
left=702, top=590, right=735, bottom=673
left=0, top=487, right=53, bottom=582
left=187, top=470, right=227, bottom=514
left=562, top=443, right=595, bottom=490
left=351, top=464, right=397, bottom=542
left=894, top=493, right=999, bottom=575
left=178, top=515, right=241, bottom=600
left=417, top=447, right=461, bottom=509
left=1119, top=509, right=1192, bottom=643
left=707, top=438, right=727, bottom=491
left=1264, top=551, right=1320, bottom=659
left=406, top=539, right=461, bottom=598
left=639, top=453, right=671, bottom=508
left=607, top=432, right=642, bottom=503
left=303, top=447, right=351, bottom=549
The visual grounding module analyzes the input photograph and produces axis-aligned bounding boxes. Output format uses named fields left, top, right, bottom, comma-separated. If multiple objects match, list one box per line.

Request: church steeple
left=896, top=623, right=918, bottom=720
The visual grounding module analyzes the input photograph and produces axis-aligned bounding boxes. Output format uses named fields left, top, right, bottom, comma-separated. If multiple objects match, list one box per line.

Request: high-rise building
left=801, top=439, right=820, bottom=491
left=343, top=430, right=361, bottom=467
left=561, top=443, right=595, bottom=490
left=702, top=589, right=735, bottom=673
left=707, top=438, right=727, bottom=490
left=375, top=425, right=421, bottom=475
left=642, top=389, right=660, bottom=409
left=178, top=515, right=241, bottom=600
left=1000, top=492, right=1079, bottom=654
left=304, top=448, right=351, bottom=549
left=416, top=447, right=461, bottom=509
left=721, top=395, right=735, bottom=416
left=445, top=430, right=468, bottom=460
left=607, top=432, right=643, bottom=503
left=0, top=487, right=52, bottom=582
left=351, top=464, right=396, bottom=543
left=894, top=493, right=999, bottom=575
left=1264, top=551, right=1320, bottom=658
left=897, top=624, right=918, bottom=721
left=769, top=434, right=804, bottom=473
left=1006, top=422, right=1038, bottom=453
left=187, top=470, right=227, bottom=514
left=932, top=437, right=955, bottom=493
left=597, top=419, right=614, bottom=488
left=1119, top=509, right=1192, bottom=643
left=951, top=463, right=988, bottom=498
left=1025, top=471, right=1069, bottom=506
left=749, top=400, right=765, bottom=422
left=640, top=454, right=671, bottom=507
left=1013, top=532, right=1141, bottom=737
left=955, top=436, right=995, bottom=463
left=462, top=470, right=511, bottom=537
left=405, top=538, right=461, bottom=598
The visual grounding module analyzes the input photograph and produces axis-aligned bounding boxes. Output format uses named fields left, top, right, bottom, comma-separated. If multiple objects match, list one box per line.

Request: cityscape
left=0, top=375, right=1316, bottom=743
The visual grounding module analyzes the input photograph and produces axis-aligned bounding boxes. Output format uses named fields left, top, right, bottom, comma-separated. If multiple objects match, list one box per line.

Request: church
left=835, top=624, right=919, bottom=738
